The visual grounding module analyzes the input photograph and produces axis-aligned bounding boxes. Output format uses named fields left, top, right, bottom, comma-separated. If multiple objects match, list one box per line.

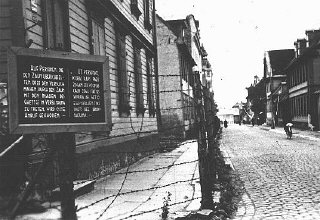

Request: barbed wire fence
left=0, top=69, right=221, bottom=219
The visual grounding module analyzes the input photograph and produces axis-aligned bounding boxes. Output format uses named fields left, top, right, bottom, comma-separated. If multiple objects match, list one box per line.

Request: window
left=134, top=46, right=144, bottom=115
left=189, top=67, right=194, bottom=87
left=143, top=0, right=152, bottom=31
left=302, top=64, right=307, bottom=82
left=42, top=0, right=70, bottom=50
left=89, top=15, right=106, bottom=56
left=130, top=0, right=142, bottom=20
left=146, top=56, right=155, bottom=117
left=116, top=30, right=130, bottom=115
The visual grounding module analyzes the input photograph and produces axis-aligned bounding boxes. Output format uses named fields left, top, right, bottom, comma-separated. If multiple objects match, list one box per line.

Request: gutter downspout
left=152, top=0, right=162, bottom=129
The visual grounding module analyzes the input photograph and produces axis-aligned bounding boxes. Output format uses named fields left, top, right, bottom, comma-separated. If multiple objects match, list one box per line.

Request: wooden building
left=263, top=49, right=295, bottom=127
left=0, top=0, right=159, bottom=192
left=286, top=30, right=320, bottom=130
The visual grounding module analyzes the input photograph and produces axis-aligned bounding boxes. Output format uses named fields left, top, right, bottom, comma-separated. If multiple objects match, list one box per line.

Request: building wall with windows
left=263, top=49, right=295, bottom=126
left=287, top=44, right=320, bottom=130
left=0, top=0, right=159, bottom=187
left=156, top=14, right=196, bottom=139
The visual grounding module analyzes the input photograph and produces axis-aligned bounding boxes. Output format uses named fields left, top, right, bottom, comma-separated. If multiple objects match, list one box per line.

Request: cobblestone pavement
left=220, top=125, right=320, bottom=220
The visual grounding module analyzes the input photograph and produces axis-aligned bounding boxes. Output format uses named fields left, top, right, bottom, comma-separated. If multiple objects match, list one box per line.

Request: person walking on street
left=224, top=119, right=228, bottom=128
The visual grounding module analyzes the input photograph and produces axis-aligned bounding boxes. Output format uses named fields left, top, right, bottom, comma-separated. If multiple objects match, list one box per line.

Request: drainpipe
left=152, top=0, right=161, bottom=130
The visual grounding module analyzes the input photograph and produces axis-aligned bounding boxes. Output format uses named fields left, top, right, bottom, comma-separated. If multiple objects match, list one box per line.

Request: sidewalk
left=17, top=140, right=202, bottom=220
left=259, top=124, right=320, bottom=141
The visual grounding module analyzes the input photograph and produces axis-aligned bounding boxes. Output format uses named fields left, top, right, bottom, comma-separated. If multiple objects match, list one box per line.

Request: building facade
left=246, top=76, right=266, bottom=125
left=286, top=30, right=320, bottom=130
left=0, top=0, right=159, bottom=192
left=263, top=49, right=295, bottom=127
left=156, top=14, right=196, bottom=139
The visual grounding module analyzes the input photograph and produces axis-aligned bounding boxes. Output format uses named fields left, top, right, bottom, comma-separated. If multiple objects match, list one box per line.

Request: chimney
left=305, top=29, right=320, bottom=47
left=294, top=38, right=307, bottom=58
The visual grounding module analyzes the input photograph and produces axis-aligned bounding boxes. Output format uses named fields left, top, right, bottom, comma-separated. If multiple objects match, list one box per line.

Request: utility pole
left=193, top=71, right=213, bottom=209
left=55, top=133, right=77, bottom=220
left=203, top=88, right=216, bottom=186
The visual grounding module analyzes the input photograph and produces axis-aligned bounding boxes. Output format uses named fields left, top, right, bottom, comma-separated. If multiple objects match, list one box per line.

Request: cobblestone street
left=220, top=125, right=320, bottom=220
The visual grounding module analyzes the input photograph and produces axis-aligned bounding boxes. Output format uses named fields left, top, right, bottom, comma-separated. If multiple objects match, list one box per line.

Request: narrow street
left=221, top=124, right=320, bottom=219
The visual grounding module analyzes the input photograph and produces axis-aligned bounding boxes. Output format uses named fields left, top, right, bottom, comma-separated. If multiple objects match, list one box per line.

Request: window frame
left=133, top=45, right=145, bottom=116
left=42, top=0, right=71, bottom=51
left=116, top=29, right=130, bottom=116
left=89, top=12, right=106, bottom=56
left=143, top=0, right=152, bottom=31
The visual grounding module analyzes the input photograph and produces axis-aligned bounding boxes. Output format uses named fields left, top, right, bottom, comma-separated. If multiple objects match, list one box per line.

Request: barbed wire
left=110, top=67, right=189, bottom=78
left=0, top=120, right=219, bottom=164
left=120, top=196, right=202, bottom=220
left=0, top=55, right=219, bottom=219
left=111, top=104, right=196, bottom=113
left=0, top=126, right=221, bottom=164
left=0, top=139, right=197, bottom=166
left=74, top=123, right=196, bottom=147
left=110, top=88, right=193, bottom=96
left=76, top=177, right=200, bottom=212
left=0, top=135, right=24, bottom=158
left=96, top=163, right=131, bottom=220
left=72, top=157, right=198, bottom=187
left=127, top=71, right=145, bottom=140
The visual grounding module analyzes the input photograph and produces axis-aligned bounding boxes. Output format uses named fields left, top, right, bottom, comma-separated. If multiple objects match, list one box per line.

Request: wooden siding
left=110, top=0, right=153, bottom=44
left=0, top=0, right=157, bottom=148
left=69, top=1, right=157, bottom=147
left=24, top=0, right=44, bottom=49
left=0, top=0, right=12, bottom=80
left=69, top=0, right=90, bottom=54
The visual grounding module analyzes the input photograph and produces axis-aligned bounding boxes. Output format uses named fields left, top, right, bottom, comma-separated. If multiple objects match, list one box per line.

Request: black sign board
left=8, top=47, right=111, bottom=134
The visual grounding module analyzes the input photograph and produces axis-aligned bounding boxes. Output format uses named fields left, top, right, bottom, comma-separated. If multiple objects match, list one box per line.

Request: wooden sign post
left=7, top=47, right=112, bottom=219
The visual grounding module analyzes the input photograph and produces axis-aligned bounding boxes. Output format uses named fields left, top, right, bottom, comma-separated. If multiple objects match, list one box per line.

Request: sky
left=156, top=0, right=320, bottom=109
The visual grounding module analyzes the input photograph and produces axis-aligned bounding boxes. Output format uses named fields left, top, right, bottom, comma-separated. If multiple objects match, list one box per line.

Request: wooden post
left=55, top=133, right=77, bottom=220
left=193, top=72, right=213, bottom=209
left=203, top=88, right=216, bottom=187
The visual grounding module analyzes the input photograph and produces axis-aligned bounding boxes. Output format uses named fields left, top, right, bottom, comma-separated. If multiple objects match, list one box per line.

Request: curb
left=220, top=150, right=256, bottom=220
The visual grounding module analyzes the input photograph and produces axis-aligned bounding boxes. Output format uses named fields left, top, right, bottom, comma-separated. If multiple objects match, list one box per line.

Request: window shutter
left=43, top=0, right=69, bottom=50
left=90, top=15, right=106, bottom=56
left=134, top=48, right=144, bottom=115
left=43, top=0, right=55, bottom=49
left=117, top=31, right=129, bottom=114
left=99, top=24, right=105, bottom=55
left=147, top=57, right=155, bottom=117
left=91, top=21, right=99, bottom=54
left=143, top=0, right=152, bottom=31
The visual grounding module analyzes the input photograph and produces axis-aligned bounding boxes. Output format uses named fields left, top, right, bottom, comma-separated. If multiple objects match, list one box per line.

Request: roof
left=285, top=41, right=320, bottom=70
left=156, top=14, right=180, bottom=38
left=156, top=14, right=196, bottom=66
left=165, top=19, right=188, bottom=37
left=267, top=49, right=295, bottom=75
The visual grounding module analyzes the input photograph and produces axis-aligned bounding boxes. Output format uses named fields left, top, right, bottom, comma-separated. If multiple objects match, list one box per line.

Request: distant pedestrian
left=224, top=119, right=228, bottom=128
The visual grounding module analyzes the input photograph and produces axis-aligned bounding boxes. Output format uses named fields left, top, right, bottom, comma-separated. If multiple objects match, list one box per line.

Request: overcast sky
left=156, top=0, right=320, bottom=109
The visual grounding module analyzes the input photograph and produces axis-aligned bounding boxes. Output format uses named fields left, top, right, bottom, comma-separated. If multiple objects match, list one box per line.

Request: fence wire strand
left=0, top=57, right=220, bottom=219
